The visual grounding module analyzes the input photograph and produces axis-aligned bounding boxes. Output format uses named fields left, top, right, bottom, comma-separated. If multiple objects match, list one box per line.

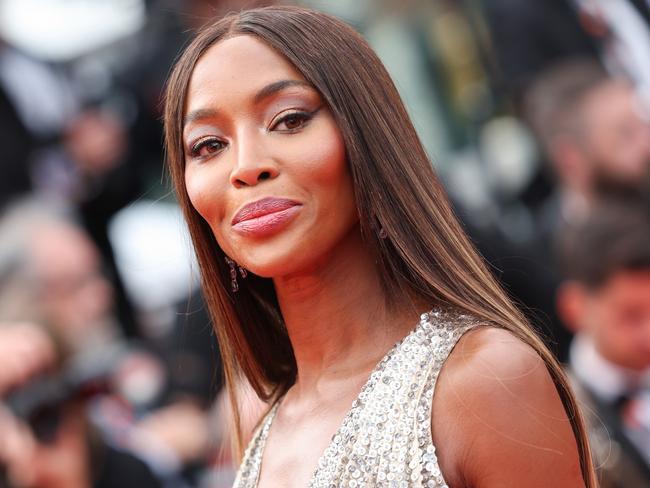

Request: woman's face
left=183, top=35, right=358, bottom=278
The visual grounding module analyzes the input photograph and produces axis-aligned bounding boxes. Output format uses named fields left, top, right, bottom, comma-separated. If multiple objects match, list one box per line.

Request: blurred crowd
left=0, top=0, right=649, bottom=487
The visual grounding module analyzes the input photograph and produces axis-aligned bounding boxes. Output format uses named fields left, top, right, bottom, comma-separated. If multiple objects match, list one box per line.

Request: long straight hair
left=164, top=6, right=596, bottom=484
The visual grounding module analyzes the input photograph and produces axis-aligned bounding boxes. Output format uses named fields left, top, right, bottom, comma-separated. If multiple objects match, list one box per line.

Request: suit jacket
left=0, top=83, right=33, bottom=208
left=568, top=369, right=650, bottom=488
left=481, top=0, right=603, bottom=102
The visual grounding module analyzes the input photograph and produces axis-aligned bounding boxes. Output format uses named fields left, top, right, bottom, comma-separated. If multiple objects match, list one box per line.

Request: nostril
left=258, top=171, right=271, bottom=181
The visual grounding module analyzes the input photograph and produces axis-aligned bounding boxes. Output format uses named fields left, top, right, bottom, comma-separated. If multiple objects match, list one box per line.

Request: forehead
left=598, top=269, right=650, bottom=297
left=582, top=81, right=634, bottom=119
left=31, top=224, right=98, bottom=276
left=186, top=35, right=306, bottom=113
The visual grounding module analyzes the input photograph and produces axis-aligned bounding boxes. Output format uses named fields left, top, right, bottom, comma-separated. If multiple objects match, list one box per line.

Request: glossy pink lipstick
left=231, top=197, right=301, bottom=237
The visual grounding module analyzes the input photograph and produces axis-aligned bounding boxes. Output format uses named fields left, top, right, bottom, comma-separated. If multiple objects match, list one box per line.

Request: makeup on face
left=231, top=197, right=302, bottom=238
left=182, top=81, right=322, bottom=161
left=183, top=35, right=357, bottom=278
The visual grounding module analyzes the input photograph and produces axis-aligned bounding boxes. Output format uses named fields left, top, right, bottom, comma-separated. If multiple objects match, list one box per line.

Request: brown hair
left=164, top=6, right=596, bottom=484
left=560, top=200, right=650, bottom=288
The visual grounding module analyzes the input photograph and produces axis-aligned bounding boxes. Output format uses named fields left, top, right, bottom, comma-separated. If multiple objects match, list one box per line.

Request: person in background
left=0, top=199, right=122, bottom=354
left=0, top=322, right=57, bottom=487
left=556, top=201, right=650, bottom=487
left=0, top=320, right=162, bottom=488
left=525, top=59, right=650, bottom=238
left=0, top=199, right=213, bottom=487
left=0, top=323, right=56, bottom=399
left=482, top=0, right=650, bottom=108
left=471, top=58, right=650, bottom=361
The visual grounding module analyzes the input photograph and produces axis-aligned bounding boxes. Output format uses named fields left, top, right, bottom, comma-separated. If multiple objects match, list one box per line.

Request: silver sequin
left=233, top=309, right=478, bottom=487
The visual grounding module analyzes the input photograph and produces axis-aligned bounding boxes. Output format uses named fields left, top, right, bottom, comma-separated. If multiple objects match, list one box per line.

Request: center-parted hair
left=163, top=6, right=596, bottom=483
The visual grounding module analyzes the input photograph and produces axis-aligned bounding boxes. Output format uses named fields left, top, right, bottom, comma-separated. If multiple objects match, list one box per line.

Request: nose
left=229, top=132, right=279, bottom=188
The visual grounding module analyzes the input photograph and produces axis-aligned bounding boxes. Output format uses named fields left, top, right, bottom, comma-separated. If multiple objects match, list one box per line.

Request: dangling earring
left=376, top=220, right=388, bottom=239
left=374, top=215, right=388, bottom=240
left=224, top=256, right=247, bottom=292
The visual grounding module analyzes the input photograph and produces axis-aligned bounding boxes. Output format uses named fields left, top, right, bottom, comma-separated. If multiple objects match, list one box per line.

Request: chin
left=242, top=252, right=307, bottom=279
left=238, top=236, right=339, bottom=280
left=230, top=233, right=305, bottom=277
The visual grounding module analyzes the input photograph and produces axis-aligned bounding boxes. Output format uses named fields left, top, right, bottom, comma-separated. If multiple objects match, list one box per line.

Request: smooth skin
left=183, top=35, right=584, bottom=487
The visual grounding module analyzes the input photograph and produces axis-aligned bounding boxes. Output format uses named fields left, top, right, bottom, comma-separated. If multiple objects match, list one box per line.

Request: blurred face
left=582, top=270, right=650, bottom=371
left=183, top=35, right=357, bottom=278
left=580, top=81, right=650, bottom=194
left=30, top=224, right=113, bottom=348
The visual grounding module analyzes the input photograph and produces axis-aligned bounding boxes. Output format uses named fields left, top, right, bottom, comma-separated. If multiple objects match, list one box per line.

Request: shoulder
left=431, top=326, right=584, bottom=487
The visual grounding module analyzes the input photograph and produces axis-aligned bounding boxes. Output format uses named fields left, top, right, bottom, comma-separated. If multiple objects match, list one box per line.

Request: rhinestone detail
left=233, top=309, right=478, bottom=487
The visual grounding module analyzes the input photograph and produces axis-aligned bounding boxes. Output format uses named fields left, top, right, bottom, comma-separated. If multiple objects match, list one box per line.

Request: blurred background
left=0, top=1, right=649, bottom=487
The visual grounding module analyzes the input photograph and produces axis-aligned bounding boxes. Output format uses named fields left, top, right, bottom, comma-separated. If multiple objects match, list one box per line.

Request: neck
left=273, top=226, right=420, bottom=397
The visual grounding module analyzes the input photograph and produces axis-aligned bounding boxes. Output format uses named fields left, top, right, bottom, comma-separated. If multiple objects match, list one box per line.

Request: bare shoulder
left=431, top=326, right=584, bottom=487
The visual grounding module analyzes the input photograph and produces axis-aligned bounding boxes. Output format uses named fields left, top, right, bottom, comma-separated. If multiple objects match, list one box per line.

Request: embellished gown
left=233, top=309, right=479, bottom=488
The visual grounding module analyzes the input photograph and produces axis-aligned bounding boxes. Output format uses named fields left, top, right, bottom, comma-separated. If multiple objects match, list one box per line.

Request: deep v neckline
left=251, top=318, right=425, bottom=488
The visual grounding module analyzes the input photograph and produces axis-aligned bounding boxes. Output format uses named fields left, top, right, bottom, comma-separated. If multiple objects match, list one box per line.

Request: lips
left=231, top=197, right=302, bottom=237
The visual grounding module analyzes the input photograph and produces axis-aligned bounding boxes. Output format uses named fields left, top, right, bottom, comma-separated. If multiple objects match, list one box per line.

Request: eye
left=270, top=108, right=320, bottom=132
left=189, top=137, right=227, bottom=159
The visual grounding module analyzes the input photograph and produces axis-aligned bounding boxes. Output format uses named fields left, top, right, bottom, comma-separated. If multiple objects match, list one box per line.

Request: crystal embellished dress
left=233, top=309, right=479, bottom=488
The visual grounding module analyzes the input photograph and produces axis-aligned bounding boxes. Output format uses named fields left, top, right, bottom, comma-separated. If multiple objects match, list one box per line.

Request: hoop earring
left=224, top=256, right=247, bottom=292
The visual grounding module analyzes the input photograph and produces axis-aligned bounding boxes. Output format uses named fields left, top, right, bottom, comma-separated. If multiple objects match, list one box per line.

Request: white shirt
left=570, top=334, right=650, bottom=464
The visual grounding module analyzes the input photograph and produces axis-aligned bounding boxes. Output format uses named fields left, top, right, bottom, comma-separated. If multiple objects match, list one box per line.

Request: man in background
left=0, top=199, right=213, bottom=487
left=464, top=58, right=650, bottom=361
left=525, top=59, right=650, bottom=238
left=556, top=202, right=650, bottom=487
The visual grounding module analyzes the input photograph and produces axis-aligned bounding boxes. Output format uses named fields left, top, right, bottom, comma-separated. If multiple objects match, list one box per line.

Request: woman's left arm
left=431, top=327, right=585, bottom=488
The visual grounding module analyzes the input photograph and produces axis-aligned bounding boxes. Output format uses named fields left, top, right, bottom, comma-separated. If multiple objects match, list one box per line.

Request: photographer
left=0, top=322, right=57, bottom=486
left=0, top=201, right=164, bottom=488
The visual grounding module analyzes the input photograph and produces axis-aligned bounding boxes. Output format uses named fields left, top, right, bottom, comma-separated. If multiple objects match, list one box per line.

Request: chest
left=256, top=410, right=348, bottom=488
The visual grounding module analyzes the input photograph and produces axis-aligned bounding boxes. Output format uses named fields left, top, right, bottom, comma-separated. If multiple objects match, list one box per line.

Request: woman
left=164, top=6, right=595, bottom=487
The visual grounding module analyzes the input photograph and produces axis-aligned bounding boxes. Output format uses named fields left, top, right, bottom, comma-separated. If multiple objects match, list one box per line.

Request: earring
left=374, top=215, right=388, bottom=240
left=224, top=256, right=247, bottom=292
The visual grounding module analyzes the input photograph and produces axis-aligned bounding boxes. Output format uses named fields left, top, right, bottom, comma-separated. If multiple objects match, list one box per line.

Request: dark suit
left=568, top=370, right=650, bottom=487
left=0, top=84, right=33, bottom=208
left=481, top=0, right=603, bottom=103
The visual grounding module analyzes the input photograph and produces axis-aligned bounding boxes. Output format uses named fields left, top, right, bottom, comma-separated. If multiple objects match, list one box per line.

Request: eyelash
left=189, top=137, right=227, bottom=159
left=269, top=108, right=319, bottom=132
left=187, top=107, right=321, bottom=160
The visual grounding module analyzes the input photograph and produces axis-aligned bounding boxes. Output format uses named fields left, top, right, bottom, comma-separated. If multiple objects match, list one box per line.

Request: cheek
left=596, top=305, right=636, bottom=347
left=297, top=122, right=352, bottom=202
left=184, top=165, right=225, bottom=225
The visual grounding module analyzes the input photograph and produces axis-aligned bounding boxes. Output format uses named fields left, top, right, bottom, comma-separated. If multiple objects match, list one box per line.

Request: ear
left=555, top=281, right=588, bottom=333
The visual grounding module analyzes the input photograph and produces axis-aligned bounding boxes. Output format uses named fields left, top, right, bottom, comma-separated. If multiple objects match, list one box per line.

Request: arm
left=431, top=327, right=584, bottom=487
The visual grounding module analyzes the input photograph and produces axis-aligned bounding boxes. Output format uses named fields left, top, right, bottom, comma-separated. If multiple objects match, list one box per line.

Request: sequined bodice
left=233, top=309, right=478, bottom=488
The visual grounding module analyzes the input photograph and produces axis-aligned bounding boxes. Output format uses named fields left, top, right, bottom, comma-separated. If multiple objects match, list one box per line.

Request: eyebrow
left=184, top=108, right=218, bottom=127
left=183, top=79, right=314, bottom=127
left=253, top=79, right=313, bottom=104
